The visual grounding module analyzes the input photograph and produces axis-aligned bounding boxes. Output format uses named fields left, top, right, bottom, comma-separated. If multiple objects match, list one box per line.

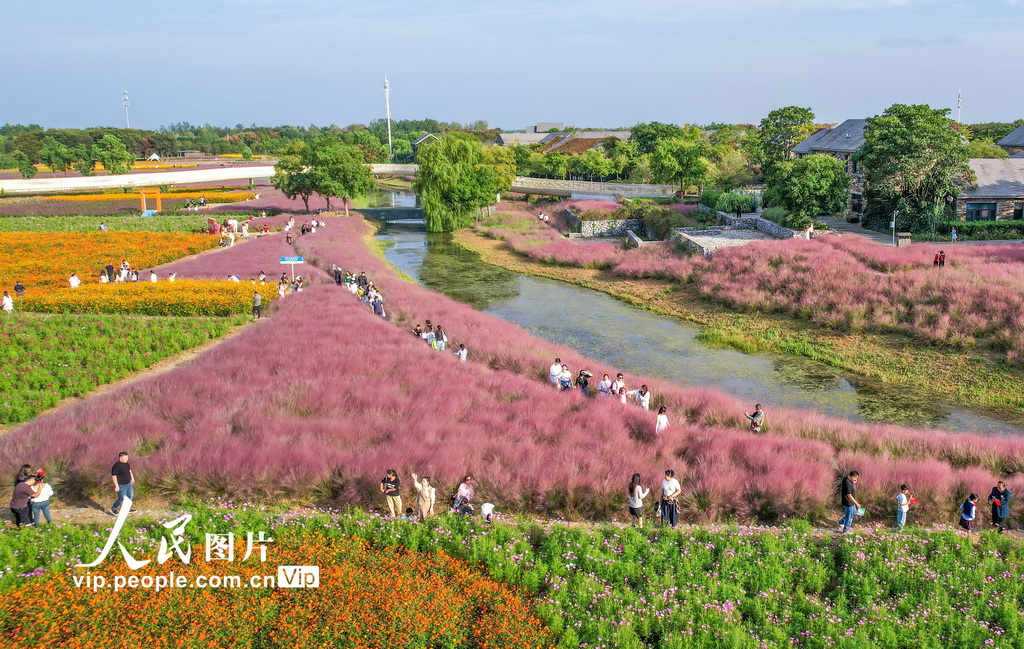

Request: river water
left=377, top=221, right=1024, bottom=435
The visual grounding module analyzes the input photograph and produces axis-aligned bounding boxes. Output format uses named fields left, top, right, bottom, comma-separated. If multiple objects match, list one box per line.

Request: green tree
left=630, top=121, right=686, bottom=154
left=271, top=142, right=316, bottom=212
left=755, top=106, right=816, bottom=180
left=307, top=135, right=376, bottom=215
left=72, top=145, right=97, bottom=176
left=241, top=145, right=254, bottom=160
left=537, top=152, right=569, bottom=179
left=966, top=138, right=1008, bottom=159
left=12, top=151, right=36, bottom=178
left=414, top=134, right=515, bottom=232
left=771, top=154, right=850, bottom=227
left=568, top=148, right=613, bottom=181
left=856, top=104, right=971, bottom=233
left=39, top=136, right=76, bottom=176
left=94, top=135, right=136, bottom=175
left=651, top=139, right=710, bottom=192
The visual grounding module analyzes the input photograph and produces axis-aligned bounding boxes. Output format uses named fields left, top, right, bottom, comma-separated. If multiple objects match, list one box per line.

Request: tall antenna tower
left=956, top=89, right=962, bottom=124
left=122, top=90, right=131, bottom=129
left=383, top=75, right=393, bottom=159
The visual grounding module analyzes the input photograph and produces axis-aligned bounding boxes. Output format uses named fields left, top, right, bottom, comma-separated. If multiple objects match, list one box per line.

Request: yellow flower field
left=20, top=280, right=279, bottom=316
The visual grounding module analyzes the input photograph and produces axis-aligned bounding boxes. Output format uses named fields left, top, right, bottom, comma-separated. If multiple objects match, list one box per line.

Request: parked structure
left=954, top=159, right=1024, bottom=221
left=997, top=125, right=1024, bottom=156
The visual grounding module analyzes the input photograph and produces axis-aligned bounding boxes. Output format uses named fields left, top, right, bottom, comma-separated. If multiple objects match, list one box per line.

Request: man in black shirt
left=379, top=469, right=402, bottom=517
left=111, top=452, right=137, bottom=516
left=13, top=281, right=25, bottom=297
left=838, top=470, right=861, bottom=533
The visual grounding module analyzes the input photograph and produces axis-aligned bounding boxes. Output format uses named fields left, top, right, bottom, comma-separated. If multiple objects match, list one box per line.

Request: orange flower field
left=20, top=280, right=280, bottom=316
left=0, top=231, right=217, bottom=293
left=0, top=536, right=554, bottom=649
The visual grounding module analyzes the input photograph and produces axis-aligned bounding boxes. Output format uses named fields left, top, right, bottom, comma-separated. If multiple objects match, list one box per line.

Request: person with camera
left=379, top=469, right=402, bottom=517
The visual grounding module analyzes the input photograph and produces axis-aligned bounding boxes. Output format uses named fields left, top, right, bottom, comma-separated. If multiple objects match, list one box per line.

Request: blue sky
left=5, top=0, right=1022, bottom=129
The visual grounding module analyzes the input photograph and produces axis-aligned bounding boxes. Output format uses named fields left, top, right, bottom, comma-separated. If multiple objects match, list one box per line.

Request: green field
left=1, top=506, right=1019, bottom=648
left=0, top=214, right=209, bottom=232
left=0, top=313, right=240, bottom=424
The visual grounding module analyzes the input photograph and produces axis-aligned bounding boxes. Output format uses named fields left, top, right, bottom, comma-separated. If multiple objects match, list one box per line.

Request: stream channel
left=375, top=216, right=1023, bottom=436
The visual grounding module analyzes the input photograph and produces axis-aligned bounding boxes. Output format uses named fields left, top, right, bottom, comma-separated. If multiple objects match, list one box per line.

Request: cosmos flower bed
left=0, top=314, right=237, bottom=425
left=0, top=527, right=553, bottom=649
left=2, top=506, right=1020, bottom=649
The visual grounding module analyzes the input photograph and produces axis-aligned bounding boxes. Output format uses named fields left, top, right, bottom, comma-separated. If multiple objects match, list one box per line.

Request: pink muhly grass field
left=693, top=235, right=1024, bottom=362
left=152, top=230, right=328, bottom=283
left=4, top=214, right=1023, bottom=524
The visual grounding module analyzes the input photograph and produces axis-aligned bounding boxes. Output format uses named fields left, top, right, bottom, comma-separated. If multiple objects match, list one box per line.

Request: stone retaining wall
left=563, top=211, right=644, bottom=237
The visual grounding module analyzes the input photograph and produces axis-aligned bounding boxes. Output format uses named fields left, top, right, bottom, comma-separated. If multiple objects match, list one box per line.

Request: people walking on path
left=252, top=292, right=262, bottom=319
left=745, top=404, right=764, bottom=433
left=597, top=374, right=612, bottom=398
left=655, top=406, right=670, bottom=434
left=30, top=472, right=53, bottom=525
left=660, top=469, right=681, bottom=529
left=111, top=452, right=136, bottom=516
left=574, top=370, right=591, bottom=397
left=411, top=473, right=436, bottom=521
left=433, top=325, right=447, bottom=350
left=838, top=471, right=862, bottom=533
left=951, top=227, right=958, bottom=243
left=628, top=473, right=650, bottom=528
left=895, top=484, right=912, bottom=531
left=380, top=469, right=402, bottom=517
left=549, top=358, right=563, bottom=388
left=454, top=344, right=468, bottom=363
left=628, top=385, right=651, bottom=410
left=960, top=493, right=979, bottom=533
left=2, top=291, right=13, bottom=314
left=988, top=481, right=1011, bottom=533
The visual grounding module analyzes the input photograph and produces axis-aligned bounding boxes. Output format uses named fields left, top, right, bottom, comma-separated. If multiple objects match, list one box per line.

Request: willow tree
left=414, top=134, right=515, bottom=232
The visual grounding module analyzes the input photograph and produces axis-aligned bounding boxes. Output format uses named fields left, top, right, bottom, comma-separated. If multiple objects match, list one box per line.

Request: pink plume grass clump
left=152, top=230, right=327, bottom=283
left=3, top=214, right=1023, bottom=525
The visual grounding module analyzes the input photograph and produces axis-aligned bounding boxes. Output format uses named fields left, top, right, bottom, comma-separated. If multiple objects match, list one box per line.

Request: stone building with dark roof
left=954, top=159, right=1024, bottom=221
left=792, top=118, right=868, bottom=213
left=997, top=125, right=1024, bottom=156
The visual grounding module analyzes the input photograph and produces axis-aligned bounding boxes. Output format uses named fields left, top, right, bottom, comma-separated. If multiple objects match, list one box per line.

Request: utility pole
left=957, top=89, right=962, bottom=124
left=122, top=90, right=131, bottom=129
left=383, top=75, right=393, bottom=159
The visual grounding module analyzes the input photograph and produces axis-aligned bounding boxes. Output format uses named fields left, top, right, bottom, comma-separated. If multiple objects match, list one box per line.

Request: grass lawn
left=0, top=313, right=241, bottom=425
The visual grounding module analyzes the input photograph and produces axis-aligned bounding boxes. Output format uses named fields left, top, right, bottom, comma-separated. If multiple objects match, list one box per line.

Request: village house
left=954, top=158, right=1024, bottom=221
left=792, top=118, right=867, bottom=213
left=997, top=125, right=1024, bottom=156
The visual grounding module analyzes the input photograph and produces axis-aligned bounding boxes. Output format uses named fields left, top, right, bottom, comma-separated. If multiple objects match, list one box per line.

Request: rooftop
left=997, top=125, right=1024, bottom=148
left=961, top=158, right=1024, bottom=199
left=792, top=119, right=867, bottom=155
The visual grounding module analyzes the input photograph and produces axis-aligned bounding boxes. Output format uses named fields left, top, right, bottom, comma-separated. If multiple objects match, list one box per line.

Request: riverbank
left=454, top=227, right=1024, bottom=420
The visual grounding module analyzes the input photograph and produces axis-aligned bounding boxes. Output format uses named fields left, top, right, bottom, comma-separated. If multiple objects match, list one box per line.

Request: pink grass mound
left=4, top=214, right=1022, bottom=524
